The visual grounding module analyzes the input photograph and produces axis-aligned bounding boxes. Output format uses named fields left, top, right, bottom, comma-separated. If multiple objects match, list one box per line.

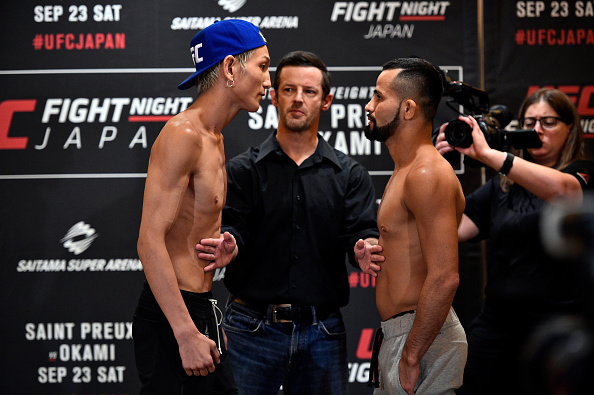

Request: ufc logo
left=191, top=43, right=203, bottom=65
left=0, top=100, right=36, bottom=150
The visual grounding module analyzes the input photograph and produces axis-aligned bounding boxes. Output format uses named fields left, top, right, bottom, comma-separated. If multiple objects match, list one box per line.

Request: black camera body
left=445, top=112, right=503, bottom=149
left=444, top=109, right=542, bottom=151
left=439, top=71, right=542, bottom=152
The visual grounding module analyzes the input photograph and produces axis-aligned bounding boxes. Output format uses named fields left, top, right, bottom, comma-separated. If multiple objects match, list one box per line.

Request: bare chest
left=189, top=148, right=226, bottom=214
left=377, top=174, right=409, bottom=237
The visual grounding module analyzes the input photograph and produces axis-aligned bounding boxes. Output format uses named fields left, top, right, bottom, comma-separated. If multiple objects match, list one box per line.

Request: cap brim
left=178, top=70, right=201, bottom=90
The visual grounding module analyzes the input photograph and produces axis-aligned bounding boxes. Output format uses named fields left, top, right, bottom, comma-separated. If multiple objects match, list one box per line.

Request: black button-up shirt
left=222, top=132, right=379, bottom=308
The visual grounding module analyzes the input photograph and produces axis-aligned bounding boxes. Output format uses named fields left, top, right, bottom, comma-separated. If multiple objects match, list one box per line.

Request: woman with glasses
left=435, top=88, right=594, bottom=394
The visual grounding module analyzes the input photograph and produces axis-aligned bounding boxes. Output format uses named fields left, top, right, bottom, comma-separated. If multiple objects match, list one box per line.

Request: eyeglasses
left=518, top=116, right=566, bottom=130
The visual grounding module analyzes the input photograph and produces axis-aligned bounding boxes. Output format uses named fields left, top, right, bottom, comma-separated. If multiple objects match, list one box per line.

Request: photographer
left=435, top=88, right=594, bottom=394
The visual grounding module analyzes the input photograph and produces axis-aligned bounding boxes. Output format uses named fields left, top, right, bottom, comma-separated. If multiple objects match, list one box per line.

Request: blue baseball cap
left=178, top=19, right=266, bottom=90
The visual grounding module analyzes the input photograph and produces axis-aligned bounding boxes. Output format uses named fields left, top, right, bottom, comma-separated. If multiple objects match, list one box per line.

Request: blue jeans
left=222, top=299, right=348, bottom=395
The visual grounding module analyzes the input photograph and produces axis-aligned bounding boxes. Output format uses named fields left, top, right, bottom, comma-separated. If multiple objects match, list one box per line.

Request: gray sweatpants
left=374, top=307, right=467, bottom=395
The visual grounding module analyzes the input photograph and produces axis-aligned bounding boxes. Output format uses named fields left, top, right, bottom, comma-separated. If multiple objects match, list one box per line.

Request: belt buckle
left=272, top=304, right=292, bottom=323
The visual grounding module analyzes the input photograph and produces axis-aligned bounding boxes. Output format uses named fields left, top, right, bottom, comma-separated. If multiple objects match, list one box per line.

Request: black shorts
left=132, top=282, right=237, bottom=395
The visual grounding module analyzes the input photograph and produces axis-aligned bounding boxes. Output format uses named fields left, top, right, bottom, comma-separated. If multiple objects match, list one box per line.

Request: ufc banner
left=484, top=0, right=594, bottom=144
left=0, top=1, right=589, bottom=394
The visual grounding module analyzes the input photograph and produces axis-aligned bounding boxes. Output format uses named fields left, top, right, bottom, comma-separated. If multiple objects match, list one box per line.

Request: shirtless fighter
left=357, top=57, right=467, bottom=395
left=132, top=19, right=270, bottom=394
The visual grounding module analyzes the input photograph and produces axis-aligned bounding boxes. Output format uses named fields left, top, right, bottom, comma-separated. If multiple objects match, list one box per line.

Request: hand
left=196, top=232, right=238, bottom=272
left=398, top=357, right=419, bottom=395
left=354, top=239, right=384, bottom=277
left=455, top=116, right=494, bottom=161
left=177, top=330, right=220, bottom=376
left=434, top=122, right=455, bottom=156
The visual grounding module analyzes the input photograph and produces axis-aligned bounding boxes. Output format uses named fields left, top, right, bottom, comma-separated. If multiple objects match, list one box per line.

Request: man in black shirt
left=196, top=51, right=382, bottom=395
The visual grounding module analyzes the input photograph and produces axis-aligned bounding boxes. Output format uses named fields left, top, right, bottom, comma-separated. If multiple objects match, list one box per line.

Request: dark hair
left=518, top=88, right=584, bottom=169
left=382, top=57, right=443, bottom=120
left=273, top=51, right=332, bottom=98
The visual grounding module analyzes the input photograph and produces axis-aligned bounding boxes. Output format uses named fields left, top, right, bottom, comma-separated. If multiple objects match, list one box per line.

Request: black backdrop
left=1, top=1, right=592, bottom=393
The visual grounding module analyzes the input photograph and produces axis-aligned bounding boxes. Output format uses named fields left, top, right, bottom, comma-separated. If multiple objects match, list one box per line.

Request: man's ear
left=403, top=99, right=417, bottom=120
left=222, top=55, right=236, bottom=80
left=270, top=88, right=278, bottom=107
left=321, top=93, right=334, bottom=111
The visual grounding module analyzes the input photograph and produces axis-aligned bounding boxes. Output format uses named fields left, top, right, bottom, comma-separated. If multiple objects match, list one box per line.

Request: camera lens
left=444, top=120, right=473, bottom=148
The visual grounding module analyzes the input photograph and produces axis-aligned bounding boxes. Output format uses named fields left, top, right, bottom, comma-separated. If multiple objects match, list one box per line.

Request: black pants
left=457, top=306, right=548, bottom=395
left=133, top=282, right=238, bottom=395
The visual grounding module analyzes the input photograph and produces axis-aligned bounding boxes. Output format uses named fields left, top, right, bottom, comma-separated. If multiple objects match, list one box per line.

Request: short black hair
left=382, top=57, right=443, bottom=120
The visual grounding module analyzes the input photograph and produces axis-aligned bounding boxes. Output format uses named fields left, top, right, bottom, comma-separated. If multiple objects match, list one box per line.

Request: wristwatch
left=499, top=152, right=515, bottom=176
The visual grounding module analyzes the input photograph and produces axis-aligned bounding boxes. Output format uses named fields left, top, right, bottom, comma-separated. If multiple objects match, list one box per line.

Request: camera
left=440, top=70, right=542, bottom=152
left=445, top=105, right=512, bottom=149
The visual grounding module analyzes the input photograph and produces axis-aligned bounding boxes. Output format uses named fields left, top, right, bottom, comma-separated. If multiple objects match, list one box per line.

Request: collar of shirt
left=255, top=132, right=343, bottom=170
